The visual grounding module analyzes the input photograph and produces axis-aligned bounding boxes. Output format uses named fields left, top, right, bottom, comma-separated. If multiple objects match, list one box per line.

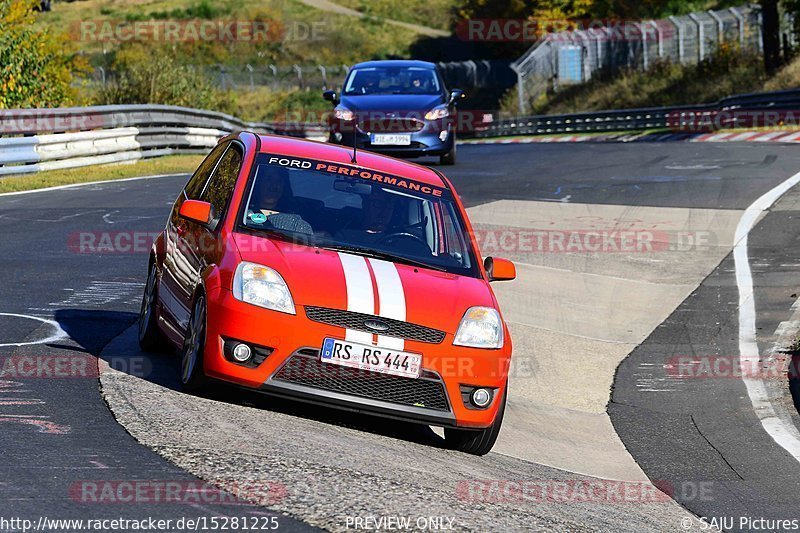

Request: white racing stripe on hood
left=368, top=258, right=406, bottom=350
left=337, top=252, right=374, bottom=344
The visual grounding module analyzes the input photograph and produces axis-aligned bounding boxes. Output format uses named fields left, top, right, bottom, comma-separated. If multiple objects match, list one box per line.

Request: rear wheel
left=439, top=136, right=457, bottom=165
left=138, top=262, right=168, bottom=352
left=180, top=295, right=210, bottom=393
left=444, top=389, right=506, bottom=455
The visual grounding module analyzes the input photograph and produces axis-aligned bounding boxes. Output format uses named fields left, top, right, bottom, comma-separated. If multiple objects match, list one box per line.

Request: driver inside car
left=335, top=190, right=433, bottom=256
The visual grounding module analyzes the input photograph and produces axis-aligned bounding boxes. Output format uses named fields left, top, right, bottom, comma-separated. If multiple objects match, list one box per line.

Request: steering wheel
left=375, top=231, right=431, bottom=255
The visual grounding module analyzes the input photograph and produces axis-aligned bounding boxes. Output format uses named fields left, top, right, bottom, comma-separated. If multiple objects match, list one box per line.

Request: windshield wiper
left=320, top=244, right=447, bottom=272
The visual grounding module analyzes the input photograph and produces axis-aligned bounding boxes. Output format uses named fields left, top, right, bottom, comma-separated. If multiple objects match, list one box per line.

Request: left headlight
left=233, top=262, right=296, bottom=315
left=453, top=307, right=503, bottom=349
left=425, top=105, right=449, bottom=121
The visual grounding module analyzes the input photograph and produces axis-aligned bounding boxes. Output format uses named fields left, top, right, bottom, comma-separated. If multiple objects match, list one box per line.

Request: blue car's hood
left=340, top=94, right=444, bottom=113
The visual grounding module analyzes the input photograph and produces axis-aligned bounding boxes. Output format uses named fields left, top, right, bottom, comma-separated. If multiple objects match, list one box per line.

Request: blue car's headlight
left=425, top=105, right=449, bottom=121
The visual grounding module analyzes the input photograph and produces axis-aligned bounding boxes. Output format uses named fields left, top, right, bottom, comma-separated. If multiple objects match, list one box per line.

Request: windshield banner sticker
left=264, top=155, right=446, bottom=198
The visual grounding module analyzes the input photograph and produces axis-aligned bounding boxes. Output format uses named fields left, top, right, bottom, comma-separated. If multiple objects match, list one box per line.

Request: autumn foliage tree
left=0, top=0, right=83, bottom=109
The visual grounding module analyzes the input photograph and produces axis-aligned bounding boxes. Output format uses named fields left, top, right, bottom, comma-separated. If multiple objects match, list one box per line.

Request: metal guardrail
left=476, top=89, right=800, bottom=138
left=0, top=104, right=325, bottom=176
left=3, top=88, right=799, bottom=176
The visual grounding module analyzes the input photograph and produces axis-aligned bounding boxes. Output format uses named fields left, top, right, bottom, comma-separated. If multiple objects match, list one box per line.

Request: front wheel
left=138, top=262, right=167, bottom=352
left=439, top=137, right=457, bottom=165
left=444, top=389, right=506, bottom=455
left=180, top=295, right=210, bottom=393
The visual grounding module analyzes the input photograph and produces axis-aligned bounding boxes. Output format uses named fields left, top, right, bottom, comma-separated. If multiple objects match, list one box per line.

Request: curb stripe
left=734, top=168, right=800, bottom=462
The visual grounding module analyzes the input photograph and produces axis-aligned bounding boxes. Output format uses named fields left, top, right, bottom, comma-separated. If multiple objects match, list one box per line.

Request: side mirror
left=179, top=199, right=213, bottom=226
left=323, top=90, right=338, bottom=103
left=484, top=257, right=516, bottom=282
left=449, top=89, right=465, bottom=105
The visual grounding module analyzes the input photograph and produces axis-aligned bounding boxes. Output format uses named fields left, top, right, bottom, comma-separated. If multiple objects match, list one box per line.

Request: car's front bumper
left=328, top=118, right=454, bottom=158
left=203, top=287, right=510, bottom=429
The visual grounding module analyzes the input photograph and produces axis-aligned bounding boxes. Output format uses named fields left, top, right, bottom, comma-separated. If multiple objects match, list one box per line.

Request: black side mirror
left=449, top=89, right=465, bottom=105
left=323, top=90, right=338, bottom=103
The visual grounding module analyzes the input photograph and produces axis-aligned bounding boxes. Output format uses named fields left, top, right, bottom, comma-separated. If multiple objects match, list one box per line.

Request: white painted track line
left=735, top=169, right=800, bottom=461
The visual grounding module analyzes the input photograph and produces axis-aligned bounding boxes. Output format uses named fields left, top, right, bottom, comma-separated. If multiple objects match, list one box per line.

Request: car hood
left=340, top=94, right=444, bottom=113
left=232, top=233, right=495, bottom=335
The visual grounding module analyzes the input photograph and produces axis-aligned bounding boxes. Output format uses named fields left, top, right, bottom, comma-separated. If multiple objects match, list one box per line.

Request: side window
left=185, top=143, right=228, bottom=200
left=200, top=143, right=243, bottom=229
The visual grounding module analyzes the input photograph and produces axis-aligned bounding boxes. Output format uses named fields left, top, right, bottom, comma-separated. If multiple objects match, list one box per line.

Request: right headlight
left=453, top=306, right=504, bottom=349
left=333, top=105, right=355, bottom=121
left=232, top=262, right=295, bottom=315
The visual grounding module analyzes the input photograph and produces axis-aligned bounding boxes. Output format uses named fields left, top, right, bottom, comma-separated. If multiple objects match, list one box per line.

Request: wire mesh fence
left=511, top=4, right=764, bottom=114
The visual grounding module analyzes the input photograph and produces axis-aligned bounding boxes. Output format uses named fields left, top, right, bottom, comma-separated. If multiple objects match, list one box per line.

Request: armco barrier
left=4, top=88, right=800, bottom=176
left=0, top=104, right=325, bottom=176
left=476, top=88, right=800, bottom=138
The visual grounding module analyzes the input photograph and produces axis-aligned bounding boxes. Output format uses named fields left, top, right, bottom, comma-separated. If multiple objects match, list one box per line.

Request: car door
left=160, top=142, right=229, bottom=335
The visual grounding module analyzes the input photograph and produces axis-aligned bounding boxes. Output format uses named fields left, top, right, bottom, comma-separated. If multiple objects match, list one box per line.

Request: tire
left=180, top=294, right=210, bottom=393
left=439, top=137, right=457, bottom=165
left=444, top=389, right=506, bottom=455
left=138, top=262, right=168, bottom=352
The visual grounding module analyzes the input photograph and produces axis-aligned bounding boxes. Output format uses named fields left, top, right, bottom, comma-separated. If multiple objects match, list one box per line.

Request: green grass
left=0, top=155, right=202, bottom=194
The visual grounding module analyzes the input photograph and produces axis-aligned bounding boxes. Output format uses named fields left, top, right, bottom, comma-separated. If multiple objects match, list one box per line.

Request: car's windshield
left=239, top=154, right=478, bottom=277
left=344, top=67, right=441, bottom=95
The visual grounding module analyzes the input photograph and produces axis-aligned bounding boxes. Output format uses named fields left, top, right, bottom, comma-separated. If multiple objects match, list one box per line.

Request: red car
left=137, top=133, right=516, bottom=455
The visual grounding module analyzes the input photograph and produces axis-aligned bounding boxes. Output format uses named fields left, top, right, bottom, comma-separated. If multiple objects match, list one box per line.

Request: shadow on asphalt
left=57, top=308, right=446, bottom=450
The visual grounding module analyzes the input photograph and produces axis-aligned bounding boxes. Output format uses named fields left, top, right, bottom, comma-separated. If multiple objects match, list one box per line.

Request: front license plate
left=320, top=338, right=421, bottom=379
left=371, top=133, right=411, bottom=146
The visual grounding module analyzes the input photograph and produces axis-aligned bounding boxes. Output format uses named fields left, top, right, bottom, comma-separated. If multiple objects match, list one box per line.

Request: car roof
left=254, top=134, right=448, bottom=188
left=350, top=60, right=437, bottom=70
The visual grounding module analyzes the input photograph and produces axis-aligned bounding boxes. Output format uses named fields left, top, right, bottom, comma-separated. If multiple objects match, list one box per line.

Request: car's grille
left=305, top=306, right=446, bottom=344
left=272, top=350, right=450, bottom=412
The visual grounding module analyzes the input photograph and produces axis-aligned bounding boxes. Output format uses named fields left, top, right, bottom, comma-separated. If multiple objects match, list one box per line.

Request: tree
left=0, top=0, right=83, bottom=109
left=761, top=0, right=782, bottom=75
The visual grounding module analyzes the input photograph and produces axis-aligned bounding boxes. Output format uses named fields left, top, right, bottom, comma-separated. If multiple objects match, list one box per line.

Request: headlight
left=233, top=262, right=295, bottom=315
left=454, top=307, right=503, bottom=349
left=333, top=106, right=355, bottom=121
left=425, top=105, right=449, bottom=121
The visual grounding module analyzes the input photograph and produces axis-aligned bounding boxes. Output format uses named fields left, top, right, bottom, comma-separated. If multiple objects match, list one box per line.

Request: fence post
left=268, top=64, right=278, bottom=90
left=649, top=21, right=663, bottom=58
left=246, top=64, right=254, bottom=92
left=511, top=63, right=525, bottom=115
left=729, top=7, right=746, bottom=50
left=218, top=65, right=226, bottom=90
left=708, top=10, right=725, bottom=47
left=689, top=13, right=705, bottom=61
left=669, top=16, right=685, bottom=63
left=639, top=22, right=649, bottom=69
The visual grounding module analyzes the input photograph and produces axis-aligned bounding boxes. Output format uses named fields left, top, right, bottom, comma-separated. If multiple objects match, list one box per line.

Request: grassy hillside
left=506, top=47, right=779, bottom=116
left=36, top=0, right=421, bottom=67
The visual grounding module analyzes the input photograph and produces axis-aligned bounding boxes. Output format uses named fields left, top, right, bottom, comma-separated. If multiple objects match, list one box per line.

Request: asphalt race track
left=2, top=142, right=800, bottom=531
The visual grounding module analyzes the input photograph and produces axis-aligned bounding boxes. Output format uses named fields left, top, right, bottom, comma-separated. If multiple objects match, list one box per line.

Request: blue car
left=323, top=60, right=464, bottom=165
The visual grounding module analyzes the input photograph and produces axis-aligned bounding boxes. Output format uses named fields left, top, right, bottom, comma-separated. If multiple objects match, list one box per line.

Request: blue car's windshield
left=239, top=154, right=479, bottom=277
left=343, top=67, right=441, bottom=96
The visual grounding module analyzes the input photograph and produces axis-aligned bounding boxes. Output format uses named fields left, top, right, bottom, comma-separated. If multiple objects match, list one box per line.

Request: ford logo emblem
left=364, top=319, right=390, bottom=332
